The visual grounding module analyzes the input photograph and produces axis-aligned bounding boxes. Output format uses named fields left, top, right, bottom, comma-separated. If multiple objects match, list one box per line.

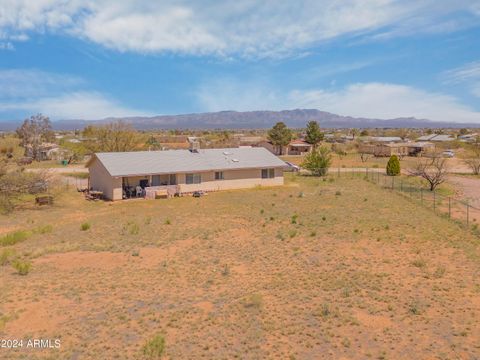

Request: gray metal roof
left=91, top=147, right=287, bottom=177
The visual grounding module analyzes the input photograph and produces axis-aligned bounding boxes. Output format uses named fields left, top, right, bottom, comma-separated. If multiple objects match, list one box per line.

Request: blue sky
left=1, top=1, right=480, bottom=123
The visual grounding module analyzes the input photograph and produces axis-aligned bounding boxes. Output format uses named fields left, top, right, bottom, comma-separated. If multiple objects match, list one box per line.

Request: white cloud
left=197, top=80, right=480, bottom=123
left=442, top=61, right=480, bottom=98
left=0, top=69, right=150, bottom=119
left=442, top=61, right=480, bottom=83
left=0, top=0, right=478, bottom=57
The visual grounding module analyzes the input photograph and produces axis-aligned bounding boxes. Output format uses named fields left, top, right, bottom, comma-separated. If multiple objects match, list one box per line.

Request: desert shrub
left=291, top=214, right=298, bottom=224
left=0, top=230, right=29, bottom=246
left=0, top=248, right=16, bottom=265
left=80, top=222, right=91, bottom=231
left=35, top=224, right=53, bottom=234
left=122, top=221, right=139, bottom=235
left=12, top=260, right=31, bottom=275
left=244, top=293, right=263, bottom=309
left=142, top=334, right=165, bottom=359
left=411, top=258, right=426, bottom=268
left=164, top=218, right=171, bottom=225
left=386, top=155, right=400, bottom=176
left=408, top=301, right=422, bottom=315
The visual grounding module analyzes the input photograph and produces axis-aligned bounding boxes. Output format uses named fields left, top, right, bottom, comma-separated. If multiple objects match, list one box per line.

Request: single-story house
left=260, top=139, right=313, bottom=156
left=86, top=147, right=287, bottom=201
left=369, top=136, right=404, bottom=143
left=417, top=134, right=455, bottom=142
left=359, top=142, right=435, bottom=157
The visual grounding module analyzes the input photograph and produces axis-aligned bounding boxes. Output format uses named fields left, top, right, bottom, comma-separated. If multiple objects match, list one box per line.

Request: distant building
left=359, top=142, right=435, bottom=157
left=416, top=134, right=455, bottom=142
left=260, top=139, right=313, bottom=156
left=369, top=136, right=404, bottom=143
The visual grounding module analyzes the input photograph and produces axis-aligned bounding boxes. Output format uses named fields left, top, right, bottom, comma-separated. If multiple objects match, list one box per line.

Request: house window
left=261, top=168, right=275, bottom=179
left=186, top=173, right=201, bottom=184
left=215, top=171, right=224, bottom=180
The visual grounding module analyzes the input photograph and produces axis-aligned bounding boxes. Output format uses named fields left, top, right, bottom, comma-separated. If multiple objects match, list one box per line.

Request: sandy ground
left=1, top=177, right=480, bottom=359
left=448, top=176, right=480, bottom=208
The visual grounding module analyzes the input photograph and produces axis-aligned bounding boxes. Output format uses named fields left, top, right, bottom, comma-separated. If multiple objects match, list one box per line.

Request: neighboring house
left=86, top=147, right=287, bottom=201
left=359, top=142, right=435, bottom=157
left=369, top=136, right=404, bottom=143
left=25, top=142, right=60, bottom=161
left=417, top=134, right=455, bottom=142
left=286, top=140, right=313, bottom=155
left=260, top=139, right=312, bottom=156
left=458, top=133, right=478, bottom=142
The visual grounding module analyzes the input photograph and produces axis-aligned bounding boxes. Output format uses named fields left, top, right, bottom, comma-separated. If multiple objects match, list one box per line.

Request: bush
left=386, top=155, right=400, bottom=176
left=0, top=231, right=29, bottom=246
left=301, top=146, right=332, bottom=176
left=0, top=248, right=16, bottom=266
left=12, top=260, right=31, bottom=275
left=80, top=222, right=91, bottom=231
left=35, top=224, right=53, bottom=234
left=142, top=334, right=165, bottom=359
left=244, top=293, right=263, bottom=309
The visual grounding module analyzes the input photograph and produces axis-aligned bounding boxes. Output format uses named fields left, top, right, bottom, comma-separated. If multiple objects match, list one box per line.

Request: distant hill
left=1, top=109, right=478, bottom=131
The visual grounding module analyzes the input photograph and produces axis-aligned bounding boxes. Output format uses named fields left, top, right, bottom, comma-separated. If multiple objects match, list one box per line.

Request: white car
left=442, top=150, right=455, bottom=158
left=285, top=161, right=300, bottom=172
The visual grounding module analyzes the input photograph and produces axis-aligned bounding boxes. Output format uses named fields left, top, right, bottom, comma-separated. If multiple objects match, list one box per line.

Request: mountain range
left=0, top=109, right=478, bottom=131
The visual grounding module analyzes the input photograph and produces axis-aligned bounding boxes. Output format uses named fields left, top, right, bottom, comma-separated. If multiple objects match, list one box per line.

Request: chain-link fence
left=315, top=166, right=480, bottom=231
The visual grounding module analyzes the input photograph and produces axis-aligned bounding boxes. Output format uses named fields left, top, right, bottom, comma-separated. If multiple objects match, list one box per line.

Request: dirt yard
left=1, top=175, right=480, bottom=359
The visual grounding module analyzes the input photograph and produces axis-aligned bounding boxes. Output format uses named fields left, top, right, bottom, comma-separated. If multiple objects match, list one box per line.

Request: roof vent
left=232, top=158, right=239, bottom=162
left=223, top=151, right=232, bottom=155
left=190, top=140, right=200, bottom=153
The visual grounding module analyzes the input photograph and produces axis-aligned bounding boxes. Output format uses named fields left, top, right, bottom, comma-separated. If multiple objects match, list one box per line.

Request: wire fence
left=317, top=167, right=480, bottom=231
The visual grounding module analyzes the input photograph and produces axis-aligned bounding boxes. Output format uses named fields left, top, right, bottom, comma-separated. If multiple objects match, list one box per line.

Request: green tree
left=386, top=155, right=400, bottom=176
left=305, top=121, right=324, bottom=148
left=301, top=146, right=332, bottom=176
left=267, top=122, right=292, bottom=155
left=360, top=129, right=369, bottom=137
left=146, top=136, right=162, bottom=150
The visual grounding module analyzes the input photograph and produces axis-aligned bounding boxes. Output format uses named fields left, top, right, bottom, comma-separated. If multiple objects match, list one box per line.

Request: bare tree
left=464, top=139, right=480, bottom=175
left=83, top=121, right=142, bottom=153
left=360, top=152, right=370, bottom=162
left=16, top=114, right=54, bottom=161
left=409, top=156, right=448, bottom=191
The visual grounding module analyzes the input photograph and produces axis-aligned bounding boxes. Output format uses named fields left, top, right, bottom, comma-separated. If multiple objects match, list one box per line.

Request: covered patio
left=122, top=174, right=178, bottom=199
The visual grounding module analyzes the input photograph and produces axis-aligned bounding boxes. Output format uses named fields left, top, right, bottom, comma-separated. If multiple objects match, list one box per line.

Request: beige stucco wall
left=88, top=158, right=122, bottom=200
left=89, top=161, right=284, bottom=200
left=177, top=167, right=283, bottom=193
